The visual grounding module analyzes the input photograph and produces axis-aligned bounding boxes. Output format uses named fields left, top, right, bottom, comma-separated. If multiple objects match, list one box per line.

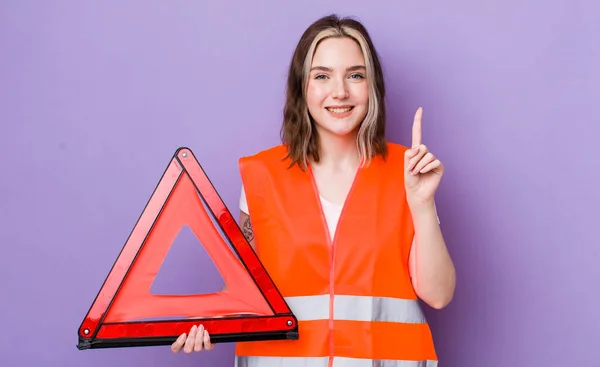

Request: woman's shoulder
left=240, top=144, right=287, bottom=161
left=378, top=141, right=410, bottom=165
left=385, top=141, right=410, bottom=154
left=239, top=144, right=291, bottom=170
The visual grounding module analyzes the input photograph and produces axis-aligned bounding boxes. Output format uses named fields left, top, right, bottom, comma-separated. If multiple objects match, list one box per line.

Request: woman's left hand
left=404, top=107, right=444, bottom=205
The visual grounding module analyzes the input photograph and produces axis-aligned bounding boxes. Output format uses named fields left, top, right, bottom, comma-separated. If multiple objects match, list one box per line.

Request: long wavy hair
left=281, top=14, right=388, bottom=170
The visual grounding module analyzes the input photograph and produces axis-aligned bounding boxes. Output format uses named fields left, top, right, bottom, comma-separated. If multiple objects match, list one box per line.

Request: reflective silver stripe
left=284, top=295, right=426, bottom=324
left=284, top=295, right=329, bottom=320
left=235, top=356, right=328, bottom=367
left=333, top=357, right=438, bottom=367
left=334, top=295, right=426, bottom=324
left=235, top=357, right=438, bottom=367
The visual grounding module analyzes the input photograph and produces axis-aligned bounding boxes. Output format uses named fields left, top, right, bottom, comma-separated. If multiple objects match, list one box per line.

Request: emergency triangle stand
left=77, top=147, right=298, bottom=350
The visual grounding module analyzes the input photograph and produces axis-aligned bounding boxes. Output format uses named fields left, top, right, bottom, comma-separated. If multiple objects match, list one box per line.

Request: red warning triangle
left=77, top=147, right=298, bottom=350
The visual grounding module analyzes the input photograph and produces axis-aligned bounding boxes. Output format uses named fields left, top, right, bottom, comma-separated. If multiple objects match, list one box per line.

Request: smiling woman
left=281, top=17, right=387, bottom=170
left=307, top=38, right=369, bottom=140
left=170, top=13, right=455, bottom=367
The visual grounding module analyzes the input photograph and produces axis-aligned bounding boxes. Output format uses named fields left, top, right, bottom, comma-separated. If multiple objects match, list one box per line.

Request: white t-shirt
left=239, top=185, right=438, bottom=242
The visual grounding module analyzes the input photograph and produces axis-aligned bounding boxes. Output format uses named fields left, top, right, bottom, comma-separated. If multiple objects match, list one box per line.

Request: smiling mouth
left=325, top=106, right=354, bottom=114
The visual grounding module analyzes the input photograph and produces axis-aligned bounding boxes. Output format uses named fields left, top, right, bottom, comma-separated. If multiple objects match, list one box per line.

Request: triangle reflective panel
left=77, top=147, right=298, bottom=350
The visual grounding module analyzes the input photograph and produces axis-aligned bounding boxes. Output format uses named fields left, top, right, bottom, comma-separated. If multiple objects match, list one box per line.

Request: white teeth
left=327, top=107, right=352, bottom=113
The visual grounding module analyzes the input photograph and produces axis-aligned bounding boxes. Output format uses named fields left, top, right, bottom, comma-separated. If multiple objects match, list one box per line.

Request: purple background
left=1, top=1, right=598, bottom=366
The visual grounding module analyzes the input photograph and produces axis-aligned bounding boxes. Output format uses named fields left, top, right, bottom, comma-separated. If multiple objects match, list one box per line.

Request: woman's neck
left=312, top=129, right=360, bottom=171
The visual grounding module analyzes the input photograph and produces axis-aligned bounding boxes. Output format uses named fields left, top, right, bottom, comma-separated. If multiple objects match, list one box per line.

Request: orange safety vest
left=235, top=143, right=438, bottom=367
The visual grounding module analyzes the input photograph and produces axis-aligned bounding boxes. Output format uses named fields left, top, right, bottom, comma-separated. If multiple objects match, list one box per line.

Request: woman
left=171, top=14, right=455, bottom=367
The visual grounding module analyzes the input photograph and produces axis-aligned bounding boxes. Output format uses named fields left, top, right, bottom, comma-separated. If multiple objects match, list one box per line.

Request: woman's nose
left=331, top=79, right=349, bottom=99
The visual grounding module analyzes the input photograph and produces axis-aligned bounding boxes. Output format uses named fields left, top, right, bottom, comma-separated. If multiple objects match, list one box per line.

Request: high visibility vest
left=235, top=143, right=438, bottom=367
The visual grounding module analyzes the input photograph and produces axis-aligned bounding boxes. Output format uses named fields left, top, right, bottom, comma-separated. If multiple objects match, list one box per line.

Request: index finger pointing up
left=412, top=107, right=423, bottom=148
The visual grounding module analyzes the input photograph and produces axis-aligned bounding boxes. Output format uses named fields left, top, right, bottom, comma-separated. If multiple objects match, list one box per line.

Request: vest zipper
left=307, top=166, right=361, bottom=367
left=326, top=226, right=335, bottom=367
left=316, top=197, right=336, bottom=367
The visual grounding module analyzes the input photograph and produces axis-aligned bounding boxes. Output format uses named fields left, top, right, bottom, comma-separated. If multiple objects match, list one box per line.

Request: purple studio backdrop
left=1, top=1, right=598, bottom=366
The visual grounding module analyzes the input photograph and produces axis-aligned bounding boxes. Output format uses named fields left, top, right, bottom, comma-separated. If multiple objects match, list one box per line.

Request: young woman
left=171, top=14, right=455, bottom=367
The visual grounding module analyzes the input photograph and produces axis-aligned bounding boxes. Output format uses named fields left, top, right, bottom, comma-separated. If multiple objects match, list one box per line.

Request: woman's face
left=306, top=37, right=369, bottom=140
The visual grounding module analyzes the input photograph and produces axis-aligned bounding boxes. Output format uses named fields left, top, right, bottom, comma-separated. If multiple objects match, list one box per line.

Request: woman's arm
left=221, top=211, right=256, bottom=292
left=408, top=201, right=456, bottom=309
left=239, top=210, right=257, bottom=250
